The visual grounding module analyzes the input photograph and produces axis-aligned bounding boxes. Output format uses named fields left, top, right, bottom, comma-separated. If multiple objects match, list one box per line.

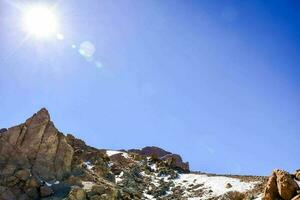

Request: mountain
left=0, top=108, right=298, bottom=200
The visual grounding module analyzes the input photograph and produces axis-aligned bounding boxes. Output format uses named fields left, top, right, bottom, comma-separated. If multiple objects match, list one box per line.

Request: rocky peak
left=0, top=108, right=268, bottom=200
left=0, top=108, right=73, bottom=181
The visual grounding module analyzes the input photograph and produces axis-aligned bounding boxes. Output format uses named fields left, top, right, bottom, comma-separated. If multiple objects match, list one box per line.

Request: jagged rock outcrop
left=0, top=108, right=73, bottom=181
left=263, top=169, right=299, bottom=200
left=128, top=146, right=189, bottom=172
left=0, top=108, right=266, bottom=200
left=0, top=108, right=122, bottom=199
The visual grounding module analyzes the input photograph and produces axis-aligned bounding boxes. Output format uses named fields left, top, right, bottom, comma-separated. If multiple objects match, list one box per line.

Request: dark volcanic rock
left=129, top=146, right=189, bottom=172
left=129, top=146, right=171, bottom=158
left=0, top=128, right=7, bottom=134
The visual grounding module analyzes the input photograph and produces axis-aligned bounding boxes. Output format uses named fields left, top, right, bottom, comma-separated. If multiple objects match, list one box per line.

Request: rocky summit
left=0, top=108, right=298, bottom=200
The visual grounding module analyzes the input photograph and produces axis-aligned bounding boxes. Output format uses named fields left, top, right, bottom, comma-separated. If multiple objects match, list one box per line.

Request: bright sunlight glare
left=22, top=5, right=58, bottom=38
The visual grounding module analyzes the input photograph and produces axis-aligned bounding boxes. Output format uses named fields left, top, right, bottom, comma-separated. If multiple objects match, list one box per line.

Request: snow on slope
left=172, top=173, right=257, bottom=199
left=106, top=150, right=129, bottom=158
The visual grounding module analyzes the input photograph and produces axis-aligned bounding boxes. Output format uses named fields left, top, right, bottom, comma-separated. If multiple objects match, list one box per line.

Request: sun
left=22, top=5, right=58, bottom=38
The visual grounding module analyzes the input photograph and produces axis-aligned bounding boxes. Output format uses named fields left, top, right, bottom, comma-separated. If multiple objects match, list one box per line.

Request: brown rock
left=18, top=108, right=50, bottom=162
left=89, top=195, right=101, bottom=200
left=263, top=171, right=281, bottom=200
left=225, top=183, right=232, bottom=188
left=1, top=164, right=17, bottom=176
left=91, top=185, right=106, bottom=195
left=68, top=187, right=86, bottom=200
left=25, top=177, right=41, bottom=188
left=5, top=176, right=19, bottom=187
left=25, top=187, right=39, bottom=199
left=15, top=169, right=30, bottom=181
left=40, top=185, right=54, bottom=197
left=275, top=169, right=299, bottom=200
left=54, top=134, right=74, bottom=180
left=0, top=189, right=17, bottom=200
left=32, top=122, right=59, bottom=180
left=65, top=175, right=83, bottom=187
left=0, top=108, right=74, bottom=181
left=162, top=154, right=190, bottom=172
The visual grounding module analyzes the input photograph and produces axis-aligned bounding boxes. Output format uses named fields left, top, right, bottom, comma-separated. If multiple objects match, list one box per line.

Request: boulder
left=275, top=169, right=298, bottom=200
left=91, top=185, right=106, bottom=195
left=0, top=128, right=7, bottom=134
left=161, top=154, right=189, bottom=172
left=264, top=170, right=299, bottom=200
left=40, top=185, right=54, bottom=197
left=15, top=169, right=30, bottom=181
left=25, top=177, right=41, bottom=188
left=263, top=171, right=280, bottom=200
left=68, top=187, right=86, bottom=200
left=0, top=189, right=17, bottom=200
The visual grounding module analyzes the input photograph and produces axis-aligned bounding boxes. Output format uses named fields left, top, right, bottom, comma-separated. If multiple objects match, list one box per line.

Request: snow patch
left=106, top=150, right=129, bottom=159
left=253, top=194, right=263, bottom=200
left=143, top=192, right=155, bottom=200
left=84, top=161, right=94, bottom=170
left=116, top=171, right=124, bottom=183
left=174, top=173, right=257, bottom=198
left=82, top=181, right=95, bottom=190
left=150, top=163, right=157, bottom=171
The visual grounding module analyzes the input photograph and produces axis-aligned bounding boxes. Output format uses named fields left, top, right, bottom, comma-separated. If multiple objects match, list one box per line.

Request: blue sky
left=0, top=0, right=300, bottom=175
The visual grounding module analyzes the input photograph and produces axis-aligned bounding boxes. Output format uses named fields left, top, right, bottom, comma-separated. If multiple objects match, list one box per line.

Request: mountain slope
left=0, top=108, right=292, bottom=200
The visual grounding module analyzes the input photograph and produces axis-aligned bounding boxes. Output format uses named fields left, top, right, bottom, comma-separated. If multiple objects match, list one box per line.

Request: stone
left=90, top=195, right=102, bottom=200
left=263, top=171, right=280, bottom=200
left=0, top=128, right=7, bottom=133
left=5, top=176, right=19, bottom=187
left=1, top=164, right=16, bottom=176
left=275, top=169, right=299, bottom=200
left=225, top=183, right=232, bottom=188
left=25, top=187, right=39, bottom=199
left=15, top=169, right=30, bottom=181
left=65, top=175, right=83, bottom=187
left=0, top=189, right=17, bottom=200
left=161, top=154, right=190, bottom=172
left=40, top=185, right=54, bottom=197
left=25, top=177, right=40, bottom=188
left=91, top=185, right=106, bottom=195
left=68, top=187, right=86, bottom=200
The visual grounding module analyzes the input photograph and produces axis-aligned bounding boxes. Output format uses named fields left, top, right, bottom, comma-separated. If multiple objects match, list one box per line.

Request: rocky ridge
left=0, top=108, right=295, bottom=200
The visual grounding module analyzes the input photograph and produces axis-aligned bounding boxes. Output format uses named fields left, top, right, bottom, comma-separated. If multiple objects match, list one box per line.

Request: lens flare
left=79, top=41, right=96, bottom=58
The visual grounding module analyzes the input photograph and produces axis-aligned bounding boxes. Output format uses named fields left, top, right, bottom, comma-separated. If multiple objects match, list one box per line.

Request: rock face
left=0, top=108, right=270, bottom=200
left=0, top=108, right=120, bottom=200
left=128, top=146, right=190, bottom=172
left=0, top=108, right=73, bottom=181
left=263, top=169, right=299, bottom=200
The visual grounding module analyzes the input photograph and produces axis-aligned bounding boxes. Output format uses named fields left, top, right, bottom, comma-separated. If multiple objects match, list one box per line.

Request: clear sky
left=0, top=0, right=300, bottom=176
